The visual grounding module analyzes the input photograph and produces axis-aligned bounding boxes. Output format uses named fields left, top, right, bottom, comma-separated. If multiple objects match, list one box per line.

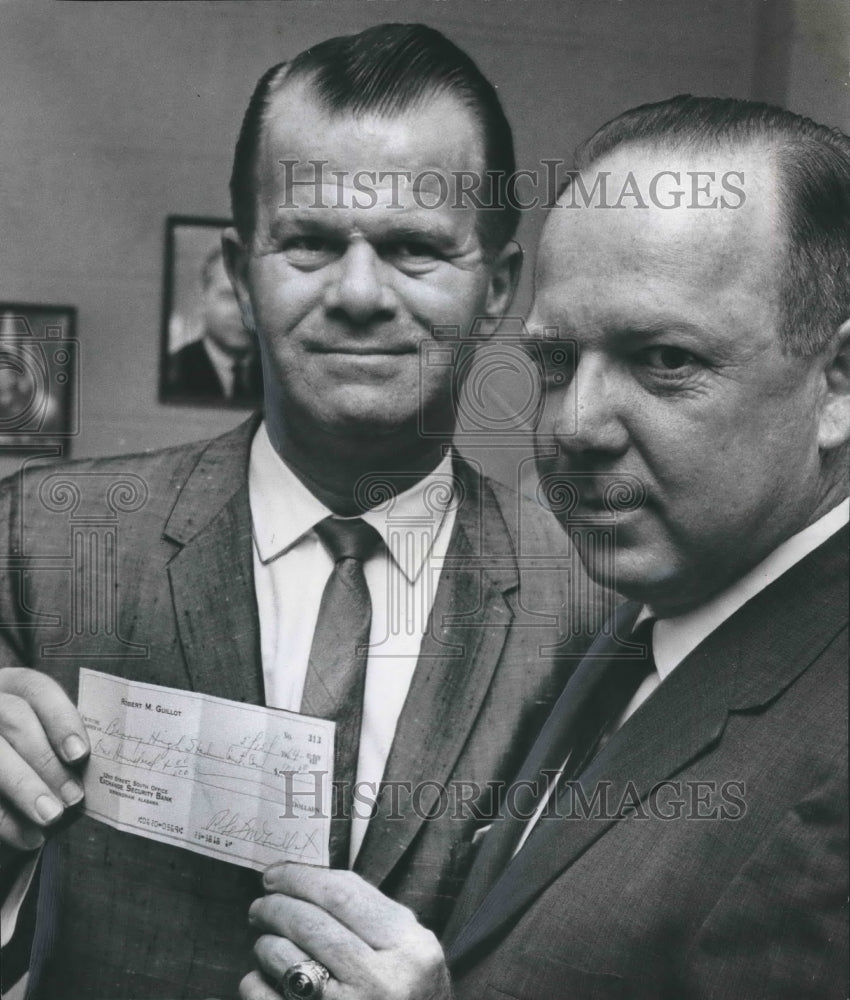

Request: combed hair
left=570, top=95, right=850, bottom=356
left=230, top=23, right=518, bottom=258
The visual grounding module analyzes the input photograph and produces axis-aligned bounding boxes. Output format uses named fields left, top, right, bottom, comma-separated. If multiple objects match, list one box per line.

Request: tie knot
left=315, top=516, right=382, bottom=563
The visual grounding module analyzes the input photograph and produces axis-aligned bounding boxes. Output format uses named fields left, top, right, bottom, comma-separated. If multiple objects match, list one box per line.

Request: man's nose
left=544, top=354, right=629, bottom=456
left=324, top=241, right=397, bottom=325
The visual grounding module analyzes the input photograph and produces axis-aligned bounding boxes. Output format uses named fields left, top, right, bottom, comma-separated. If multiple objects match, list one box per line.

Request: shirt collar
left=248, top=421, right=454, bottom=584
left=645, top=498, right=849, bottom=680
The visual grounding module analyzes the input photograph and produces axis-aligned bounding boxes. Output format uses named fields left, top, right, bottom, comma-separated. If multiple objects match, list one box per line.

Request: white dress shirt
left=249, top=422, right=457, bottom=864
left=514, top=497, right=849, bottom=854
left=638, top=496, right=849, bottom=704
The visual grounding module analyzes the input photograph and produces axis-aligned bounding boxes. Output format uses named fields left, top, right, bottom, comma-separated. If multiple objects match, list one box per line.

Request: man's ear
left=484, top=239, right=524, bottom=317
left=818, top=317, right=850, bottom=451
left=222, top=227, right=257, bottom=334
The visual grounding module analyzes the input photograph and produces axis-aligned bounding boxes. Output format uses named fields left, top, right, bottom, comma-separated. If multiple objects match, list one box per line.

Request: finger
left=0, top=668, right=89, bottom=765
left=0, top=694, right=85, bottom=805
left=0, top=797, right=46, bottom=852
left=250, top=893, right=372, bottom=981
left=263, top=863, right=419, bottom=949
left=253, top=934, right=310, bottom=987
left=239, top=971, right=285, bottom=1000
left=0, top=733, right=71, bottom=831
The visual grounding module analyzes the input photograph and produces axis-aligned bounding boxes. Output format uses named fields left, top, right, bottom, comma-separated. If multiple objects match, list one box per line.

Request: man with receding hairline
left=246, top=95, right=849, bottom=1000
left=0, top=24, right=594, bottom=999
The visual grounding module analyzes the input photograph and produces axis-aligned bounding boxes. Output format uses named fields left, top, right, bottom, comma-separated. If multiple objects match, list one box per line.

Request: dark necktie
left=441, top=614, right=657, bottom=940
left=549, top=617, right=657, bottom=805
left=301, top=517, right=382, bottom=868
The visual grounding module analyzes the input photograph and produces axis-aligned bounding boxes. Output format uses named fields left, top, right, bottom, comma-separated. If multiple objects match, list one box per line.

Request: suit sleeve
left=0, top=475, right=41, bottom=968
left=679, top=746, right=849, bottom=1000
left=0, top=472, right=32, bottom=665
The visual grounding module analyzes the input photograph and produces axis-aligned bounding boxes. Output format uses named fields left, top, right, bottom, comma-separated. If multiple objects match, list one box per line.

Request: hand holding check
left=0, top=667, right=89, bottom=853
left=241, top=862, right=453, bottom=1000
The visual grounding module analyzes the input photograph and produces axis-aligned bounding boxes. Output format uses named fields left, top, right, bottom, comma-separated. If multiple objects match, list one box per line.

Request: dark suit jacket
left=0, top=418, right=599, bottom=999
left=165, top=338, right=262, bottom=404
left=444, top=526, right=849, bottom=1000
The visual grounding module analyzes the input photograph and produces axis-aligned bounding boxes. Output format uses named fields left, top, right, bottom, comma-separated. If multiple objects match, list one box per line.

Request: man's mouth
left=310, top=345, right=417, bottom=356
left=537, top=469, right=649, bottom=516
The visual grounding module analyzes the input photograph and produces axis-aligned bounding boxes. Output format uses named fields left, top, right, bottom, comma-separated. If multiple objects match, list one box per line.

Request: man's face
left=226, top=80, right=515, bottom=448
left=202, top=253, right=254, bottom=355
left=532, top=144, right=835, bottom=615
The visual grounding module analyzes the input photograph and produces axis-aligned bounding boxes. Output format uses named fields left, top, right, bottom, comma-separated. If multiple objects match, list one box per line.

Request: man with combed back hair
left=0, top=23, right=596, bottom=999
left=247, top=95, right=849, bottom=1000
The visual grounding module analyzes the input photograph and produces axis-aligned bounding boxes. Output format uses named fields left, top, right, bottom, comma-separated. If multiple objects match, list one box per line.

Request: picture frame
left=0, top=303, right=78, bottom=456
left=158, top=215, right=262, bottom=408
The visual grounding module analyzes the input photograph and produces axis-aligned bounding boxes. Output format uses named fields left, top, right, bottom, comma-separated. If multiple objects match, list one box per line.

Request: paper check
left=78, top=669, right=335, bottom=870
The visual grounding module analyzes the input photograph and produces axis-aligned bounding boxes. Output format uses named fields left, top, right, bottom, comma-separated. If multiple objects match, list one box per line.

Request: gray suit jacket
left=444, top=526, right=848, bottom=1000
left=0, top=418, right=599, bottom=999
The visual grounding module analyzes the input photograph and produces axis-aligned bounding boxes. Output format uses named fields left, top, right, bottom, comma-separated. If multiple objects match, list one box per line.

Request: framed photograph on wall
left=159, top=215, right=263, bottom=408
left=0, top=303, right=78, bottom=455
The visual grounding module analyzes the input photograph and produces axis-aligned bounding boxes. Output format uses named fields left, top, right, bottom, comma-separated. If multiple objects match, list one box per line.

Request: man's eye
left=281, top=237, right=339, bottom=267
left=641, top=346, right=699, bottom=371
left=384, top=241, right=440, bottom=264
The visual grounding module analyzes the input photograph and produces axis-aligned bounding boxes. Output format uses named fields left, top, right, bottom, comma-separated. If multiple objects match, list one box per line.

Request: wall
left=0, top=0, right=846, bottom=480
left=787, top=0, right=850, bottom=131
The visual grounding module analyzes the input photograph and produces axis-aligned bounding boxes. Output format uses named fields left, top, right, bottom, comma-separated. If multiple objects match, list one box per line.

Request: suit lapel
left=164, top=417, right=264, bottom=705
left=355, top=460, right=518, bottom=887
left=448, top=632, right=732, bottom=962
left=443, top=601, right=645, bottom=938
left=447, top=526, right=849, bottom=965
